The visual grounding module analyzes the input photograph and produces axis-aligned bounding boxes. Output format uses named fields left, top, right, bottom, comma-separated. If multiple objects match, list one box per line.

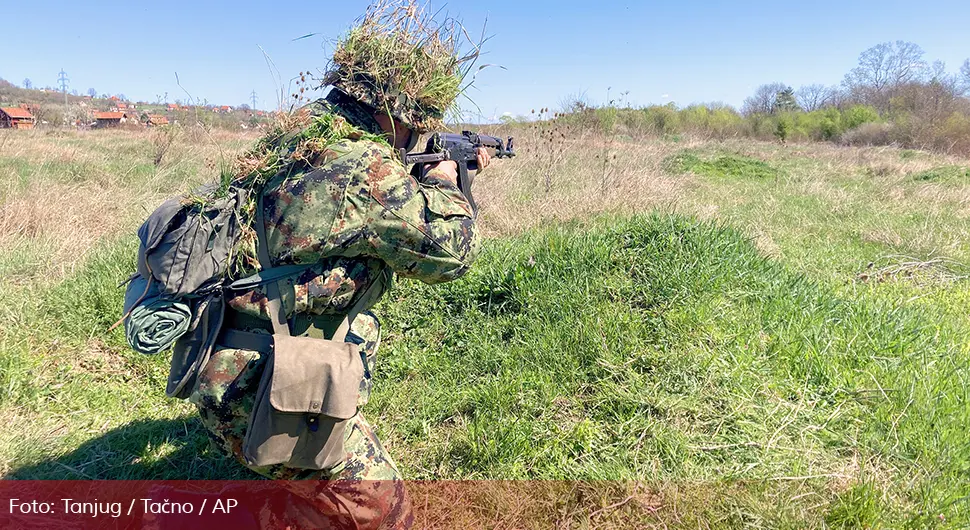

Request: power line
left=250, top=90, right=258, bottom=110
left=58, top=69, right=70, bottom=107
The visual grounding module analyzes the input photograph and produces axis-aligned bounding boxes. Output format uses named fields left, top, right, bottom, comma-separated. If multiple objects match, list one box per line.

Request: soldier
left=186, top=3, right=490, bottom=528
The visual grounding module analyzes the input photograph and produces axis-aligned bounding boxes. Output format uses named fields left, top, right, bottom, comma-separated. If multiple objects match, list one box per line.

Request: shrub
left=818, top=107, right=845, bottom=140
left=742, top=113, right=776, bottom=140
left=841, top=122, right=894, bottom=146
left=642, top=104, right=679, bottom=136
left=940, top=111, right=970, bottom=156
left=707, top=107, right=744, bottom=139
left=843, top=105, right=881, bottom=129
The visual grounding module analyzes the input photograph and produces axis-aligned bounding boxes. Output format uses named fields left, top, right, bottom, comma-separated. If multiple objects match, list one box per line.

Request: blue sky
left=2, top=0, right=968, bottom=120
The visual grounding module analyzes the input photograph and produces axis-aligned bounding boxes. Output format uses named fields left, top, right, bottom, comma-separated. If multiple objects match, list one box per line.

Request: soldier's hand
left=428, top=160, right=459, bottom=183
left=476, top=147, right=491, bottom=174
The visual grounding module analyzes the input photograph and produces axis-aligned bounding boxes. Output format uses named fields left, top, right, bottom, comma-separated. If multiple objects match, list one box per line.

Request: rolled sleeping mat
left=123, top=274, right=193, bottom=355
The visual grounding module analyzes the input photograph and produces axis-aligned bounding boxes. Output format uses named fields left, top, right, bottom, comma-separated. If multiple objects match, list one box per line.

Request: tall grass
left=2, top=216, right=967, bottom=527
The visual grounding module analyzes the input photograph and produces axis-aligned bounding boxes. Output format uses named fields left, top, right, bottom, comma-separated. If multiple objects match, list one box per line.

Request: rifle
left=401, top=131, right=515, bottom=214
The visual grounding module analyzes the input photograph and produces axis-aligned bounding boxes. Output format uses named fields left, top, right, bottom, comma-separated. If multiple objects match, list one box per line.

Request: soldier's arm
left=331, top=143, right=479, bottom=284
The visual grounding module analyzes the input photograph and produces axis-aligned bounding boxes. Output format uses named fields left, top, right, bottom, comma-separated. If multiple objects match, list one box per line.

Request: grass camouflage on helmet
left=322, top=0, right=485, bottom=132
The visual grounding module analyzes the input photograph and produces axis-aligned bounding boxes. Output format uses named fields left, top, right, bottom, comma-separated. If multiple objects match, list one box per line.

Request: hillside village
left=0, top=78, right=273, bottom=131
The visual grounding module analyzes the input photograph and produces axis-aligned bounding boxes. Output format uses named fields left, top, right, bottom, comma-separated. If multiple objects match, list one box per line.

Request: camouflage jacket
left=226, top=96, right=479, bottom=321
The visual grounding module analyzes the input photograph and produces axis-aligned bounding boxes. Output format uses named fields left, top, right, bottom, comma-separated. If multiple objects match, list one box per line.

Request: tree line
left=556, top=41, right=970, bottom=157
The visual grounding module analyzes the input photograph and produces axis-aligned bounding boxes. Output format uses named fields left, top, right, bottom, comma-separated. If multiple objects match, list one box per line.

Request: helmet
left=329, top=74, right=446, bottom=133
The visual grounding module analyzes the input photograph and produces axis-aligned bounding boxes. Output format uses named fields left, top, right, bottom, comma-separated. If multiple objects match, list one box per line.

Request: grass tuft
left=664, top=150, right=784, bottom=180
left=910, top=165, right=970, bottom=183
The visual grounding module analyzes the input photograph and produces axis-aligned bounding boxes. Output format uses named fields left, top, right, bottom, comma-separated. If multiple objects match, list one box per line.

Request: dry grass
left=467, top=116, right=711, bottom=237
left=3, top=124, right=968, bottom=285
left=403, top=479, right=866, bottom=528
left=0, top=128, right=257, bottom=282
left=474, top=135, right=688, bottom=237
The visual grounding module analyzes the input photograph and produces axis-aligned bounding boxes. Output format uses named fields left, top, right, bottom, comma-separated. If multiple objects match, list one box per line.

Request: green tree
left=775, top=116, right=792, bottom=143
left=772, top=87, right=801, bottom=113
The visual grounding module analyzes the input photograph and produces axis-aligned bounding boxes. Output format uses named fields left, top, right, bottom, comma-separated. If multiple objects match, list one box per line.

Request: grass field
left=1, top=124, right=968, bottom=527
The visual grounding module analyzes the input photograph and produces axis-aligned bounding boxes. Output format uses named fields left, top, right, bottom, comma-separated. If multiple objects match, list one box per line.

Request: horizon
left=1, top=0, right=969, bottom=120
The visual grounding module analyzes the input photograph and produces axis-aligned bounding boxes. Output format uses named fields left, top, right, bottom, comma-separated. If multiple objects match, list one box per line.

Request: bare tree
left=558, top=90, right=592, bottom=114
left=22, top=78, right=32, bottom=89
left=928, top=60, right=948, bottom=81
left=843, top=41, right=928, bottom=110
left=741, top=82, right=787, bottom=116
left=795, top=84, right=837, bottom=111
left=87, top=88, right=97, bottom=98
left=960, top=59, right=970, bottom=95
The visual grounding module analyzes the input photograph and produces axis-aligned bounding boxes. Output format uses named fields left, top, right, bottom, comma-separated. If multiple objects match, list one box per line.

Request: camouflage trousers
left=190, top=311, right=413, bottom=529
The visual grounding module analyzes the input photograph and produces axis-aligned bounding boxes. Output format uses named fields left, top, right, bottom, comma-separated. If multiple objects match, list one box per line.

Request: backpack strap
left=254, top=193, right=290, bottom=336
left=226, top=264, right=317, bottom=292
left=251, top=192, right=389, bottom=342
left=329, top=265, right=389, bottom=342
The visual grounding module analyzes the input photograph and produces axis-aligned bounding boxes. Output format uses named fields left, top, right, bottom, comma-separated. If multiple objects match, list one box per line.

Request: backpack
left=122, top=184, right=248, bottom=397
left=136, top=183, right=248, bottom=298
left=121, top=185, right=349, bottom=399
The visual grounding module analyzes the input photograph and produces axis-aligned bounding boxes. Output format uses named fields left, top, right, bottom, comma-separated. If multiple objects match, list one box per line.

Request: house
left=213, top=105, right=233, bottom=113
left=167, top=103, right=179, bottom=111
left=94, top=111, right=136, bottom=128
left=0, top=107, right=36, bottom=129
left=146, top=114, right=169, bottom=126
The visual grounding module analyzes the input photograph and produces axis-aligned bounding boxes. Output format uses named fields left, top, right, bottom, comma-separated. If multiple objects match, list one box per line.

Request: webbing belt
left=218, top=328, right=274, bottom=355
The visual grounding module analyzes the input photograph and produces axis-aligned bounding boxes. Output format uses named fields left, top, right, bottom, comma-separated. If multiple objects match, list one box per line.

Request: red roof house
left=94, top=111, right=136, bottom=128
left=0, top=107, right=36, bottom=129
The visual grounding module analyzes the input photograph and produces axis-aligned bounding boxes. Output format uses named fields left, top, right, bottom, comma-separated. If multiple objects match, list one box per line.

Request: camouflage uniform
left=189, top=90, right=478, bottom=529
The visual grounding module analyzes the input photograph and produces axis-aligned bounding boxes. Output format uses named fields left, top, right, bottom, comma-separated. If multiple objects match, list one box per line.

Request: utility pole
left=250, top=90, right=258, bottom=111
left=58, top=69, right=70, bottom=107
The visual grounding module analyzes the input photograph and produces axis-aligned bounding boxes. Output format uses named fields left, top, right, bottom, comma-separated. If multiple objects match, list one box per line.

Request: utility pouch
left=242, top=333, right=363, bottom=469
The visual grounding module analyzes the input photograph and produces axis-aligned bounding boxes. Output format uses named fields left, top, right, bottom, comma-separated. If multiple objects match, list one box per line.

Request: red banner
left=0, top=480, right=664, bottom=529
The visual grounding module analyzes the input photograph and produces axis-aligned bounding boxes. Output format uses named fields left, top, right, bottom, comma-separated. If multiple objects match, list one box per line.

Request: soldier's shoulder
left=339, top=139, right=408, bottom=193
